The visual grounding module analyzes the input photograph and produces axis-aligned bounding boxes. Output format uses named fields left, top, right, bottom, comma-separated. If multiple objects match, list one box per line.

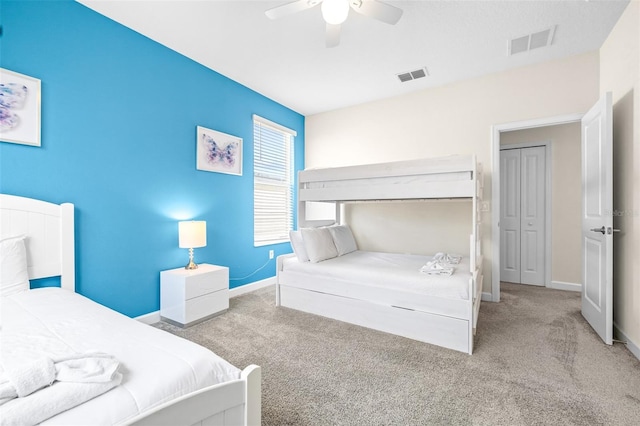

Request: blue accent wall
left=0, top=0, right=304, bottom=317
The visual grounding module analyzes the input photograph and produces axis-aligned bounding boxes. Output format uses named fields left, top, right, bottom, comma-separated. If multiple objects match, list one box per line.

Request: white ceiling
left=78, top=0, right=629, bottom=116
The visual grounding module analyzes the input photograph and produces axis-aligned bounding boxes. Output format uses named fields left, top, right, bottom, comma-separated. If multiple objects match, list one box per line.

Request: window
left=253, top=115, right=296, bottom=246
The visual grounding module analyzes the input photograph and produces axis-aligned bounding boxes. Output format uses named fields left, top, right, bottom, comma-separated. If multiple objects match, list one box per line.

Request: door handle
left=590, top=226, right=621, bottom=235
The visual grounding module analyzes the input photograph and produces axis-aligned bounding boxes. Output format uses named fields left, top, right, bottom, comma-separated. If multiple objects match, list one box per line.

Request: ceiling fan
left=265, top=0, right=403, bottom=48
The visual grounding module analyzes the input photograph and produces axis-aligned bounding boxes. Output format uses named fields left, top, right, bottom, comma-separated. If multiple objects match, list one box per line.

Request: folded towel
left=0, top=372, right=122, bottom=426
left=444, top=254, right=462, bottom=264
left=0, top=378, right=16, bottom=404
left=55, top=352, right=119, bottom=383
left=0, top=357, right=55, bottom=400
left=432, top=252, right=462, bottom=265
left=419, top=260, right=454, bottom=276
left=0, top=352, right=122, bottom=425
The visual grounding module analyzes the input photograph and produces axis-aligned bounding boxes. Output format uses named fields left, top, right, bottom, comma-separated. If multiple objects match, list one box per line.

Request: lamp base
left=185, top=248, right=198, bottom=270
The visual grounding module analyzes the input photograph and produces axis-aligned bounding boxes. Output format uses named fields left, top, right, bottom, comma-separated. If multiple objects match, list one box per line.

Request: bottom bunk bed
left=0, top=194, right=261, bottom=425
left=276, top=227, right=483, bottom=354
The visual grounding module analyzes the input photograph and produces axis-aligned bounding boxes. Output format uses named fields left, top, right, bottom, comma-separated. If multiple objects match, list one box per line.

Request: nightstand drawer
left=184, top=266, right=228, bottom=299
left=185, top=290, right=229, bottom=324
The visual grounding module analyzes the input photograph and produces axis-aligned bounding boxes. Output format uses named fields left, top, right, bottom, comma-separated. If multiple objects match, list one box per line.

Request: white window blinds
left=253, top=115, right=296, bottom=246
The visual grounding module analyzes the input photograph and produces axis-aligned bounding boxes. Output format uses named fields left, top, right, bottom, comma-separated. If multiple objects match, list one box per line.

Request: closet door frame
left=500, top=141, right=552, bottom=289
left=491, top=113, right=583, bottom=303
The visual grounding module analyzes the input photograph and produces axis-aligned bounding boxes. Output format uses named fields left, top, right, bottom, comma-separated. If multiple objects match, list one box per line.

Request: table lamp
left=178, top=220, right=207, bottom=270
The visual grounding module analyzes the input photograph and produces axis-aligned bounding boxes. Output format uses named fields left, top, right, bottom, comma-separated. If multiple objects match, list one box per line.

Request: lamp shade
left=178, top=221, right=207, bottom=248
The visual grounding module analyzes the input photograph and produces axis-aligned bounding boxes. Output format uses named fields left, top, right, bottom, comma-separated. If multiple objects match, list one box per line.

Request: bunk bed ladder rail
left=468, top=158, right=483, bottom=354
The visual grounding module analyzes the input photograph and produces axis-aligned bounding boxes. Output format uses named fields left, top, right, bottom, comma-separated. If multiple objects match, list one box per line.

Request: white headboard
left=0, top=194, right=75, bottom=291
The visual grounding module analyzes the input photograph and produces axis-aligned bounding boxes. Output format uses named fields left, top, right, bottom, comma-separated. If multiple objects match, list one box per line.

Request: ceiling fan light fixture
left=321, top=0, right=349, bottom=25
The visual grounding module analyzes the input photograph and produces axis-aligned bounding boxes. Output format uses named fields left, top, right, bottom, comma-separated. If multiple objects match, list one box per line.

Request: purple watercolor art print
left=196, top=126, right=243, bottom=176
left=0, top=68, right=41, bottom=147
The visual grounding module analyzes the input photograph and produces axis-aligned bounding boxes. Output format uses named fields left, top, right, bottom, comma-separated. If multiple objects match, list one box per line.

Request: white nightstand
left=160, top=263, right=229, bottom=328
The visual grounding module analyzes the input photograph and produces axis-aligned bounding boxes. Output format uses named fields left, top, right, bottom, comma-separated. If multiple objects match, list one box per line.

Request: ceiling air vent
left=509, top=26, right=556, bottom=56
left=397, top=67, right=428, bottom=83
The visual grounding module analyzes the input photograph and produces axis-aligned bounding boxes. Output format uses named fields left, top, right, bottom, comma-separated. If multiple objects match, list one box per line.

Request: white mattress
left=280, top=250, right=470, bottom=302
left=0, top=288, right=240, bottom=425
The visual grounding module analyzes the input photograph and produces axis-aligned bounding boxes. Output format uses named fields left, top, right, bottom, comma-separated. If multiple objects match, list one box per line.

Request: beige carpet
left=154, top=283, right=640, bottom=425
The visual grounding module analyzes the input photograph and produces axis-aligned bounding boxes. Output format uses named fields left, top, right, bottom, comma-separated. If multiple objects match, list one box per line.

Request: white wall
left=599, top=0, right=640, bottom=353
left=306, top=51, right=599, bottom=292
left=345, top=201, right=472, bottom=256
left=500, top=123, right=582, bottom=285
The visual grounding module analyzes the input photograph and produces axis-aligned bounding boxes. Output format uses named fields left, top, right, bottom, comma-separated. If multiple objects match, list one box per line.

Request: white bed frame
left=0, top=194, right=261, bottom=426
left=276, top=155, right=484, bottom=354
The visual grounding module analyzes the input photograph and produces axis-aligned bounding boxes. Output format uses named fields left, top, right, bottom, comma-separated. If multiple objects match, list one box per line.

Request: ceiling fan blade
left=265, top=0, right=321, bottom=20
left=350, top=0, right=403, bottom=25
left=326, top=23, right=341, bottom=48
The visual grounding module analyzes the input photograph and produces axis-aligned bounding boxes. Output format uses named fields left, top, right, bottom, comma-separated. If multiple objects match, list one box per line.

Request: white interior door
left=500, top=147, right=546, bottom=285
left=500, top=149, right=521, bottom=283
left=581, top=92, right=613, bottom=345
left=520, top=146, right=546, bottom=285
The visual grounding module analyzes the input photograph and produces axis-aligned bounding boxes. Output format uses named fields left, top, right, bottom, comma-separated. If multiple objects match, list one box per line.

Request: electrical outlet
left=269, top=250, right=274, bottom=259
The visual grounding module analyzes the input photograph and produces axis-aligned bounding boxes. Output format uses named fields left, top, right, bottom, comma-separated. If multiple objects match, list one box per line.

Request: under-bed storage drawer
left=279, top=285, right=471, bottom=353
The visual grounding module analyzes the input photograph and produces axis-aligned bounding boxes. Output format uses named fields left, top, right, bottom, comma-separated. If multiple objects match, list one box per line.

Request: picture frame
left=0, top=68, right=41, bottom=147
left=196, top=126, right=243, bottom=176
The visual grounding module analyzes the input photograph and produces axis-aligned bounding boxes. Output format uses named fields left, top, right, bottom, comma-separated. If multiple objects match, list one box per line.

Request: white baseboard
left=136, top=311, right=160, bottom=325
left=614, top=322, right=640, bottom=362
left=481, top=292, right=493, bottom=302
left=549, top=281, right=582, bottom=292
left=135, top=277, right=276, bottom=324
left=230, top=277, right=275, bottom=298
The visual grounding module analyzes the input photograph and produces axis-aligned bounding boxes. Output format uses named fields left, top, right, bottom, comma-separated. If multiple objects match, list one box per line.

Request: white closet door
left=500, top=146, right=546, bottom=285
left=500, top=149, right=521, bottom=283
left=520, top=146, right=546, bottom=286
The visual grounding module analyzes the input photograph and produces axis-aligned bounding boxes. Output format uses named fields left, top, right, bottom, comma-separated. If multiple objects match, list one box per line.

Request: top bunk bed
left=298, top=155, right=484, bottom=273
left=298, top=155, right=481, bottom=203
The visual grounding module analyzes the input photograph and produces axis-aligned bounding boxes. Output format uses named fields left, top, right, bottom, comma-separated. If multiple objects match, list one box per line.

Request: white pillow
left=289, top=230, right=310, bottom=262
left=301, top=227, right=338, bottom=263
left=328, top=225, right=358, bottom=256
left=1, top=236, right=30, bottom=296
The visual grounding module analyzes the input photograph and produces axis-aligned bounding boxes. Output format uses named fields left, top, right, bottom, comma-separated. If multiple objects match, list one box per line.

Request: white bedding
left=280, top=250, right=470, bottom=302
left=0, top=288, right=240, bottom=425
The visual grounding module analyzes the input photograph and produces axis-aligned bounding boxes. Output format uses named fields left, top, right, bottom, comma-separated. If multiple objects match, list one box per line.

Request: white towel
left=55, top=352, right=120, bottom=383
left=419, top=260, right=454, bottom=276
left=432, top=252, right=461, bottom=265
left=432, top=252, right=446, bottom=261
left=0, top=372, right=122, bottom=426
left=0, top=357, right=55, bottom=401
left=0, top=352, right=122, bottom=425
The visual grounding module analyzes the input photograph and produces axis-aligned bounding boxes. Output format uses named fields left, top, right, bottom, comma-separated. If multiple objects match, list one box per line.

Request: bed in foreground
left=0, top=194, right=261, bottom=425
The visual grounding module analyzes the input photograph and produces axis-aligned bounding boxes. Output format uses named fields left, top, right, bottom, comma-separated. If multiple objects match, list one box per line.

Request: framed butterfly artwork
left=196, top=126, right=243, bottom=176
left=0, top=68, right=41, bottom=147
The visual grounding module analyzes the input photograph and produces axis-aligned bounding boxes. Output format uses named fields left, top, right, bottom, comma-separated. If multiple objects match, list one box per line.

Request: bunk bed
left=276, top=155, right=483, bottom=354
left=0, top=194, right=261, bottom=425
